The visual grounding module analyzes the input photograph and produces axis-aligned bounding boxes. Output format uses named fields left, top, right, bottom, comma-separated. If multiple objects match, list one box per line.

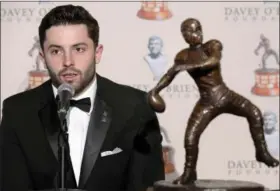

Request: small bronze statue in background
left=147, top=18, right=279, bottom=185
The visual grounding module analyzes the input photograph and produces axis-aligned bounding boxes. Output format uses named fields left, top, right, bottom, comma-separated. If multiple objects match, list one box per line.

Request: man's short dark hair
left=39, top=4, right=99, bottom=49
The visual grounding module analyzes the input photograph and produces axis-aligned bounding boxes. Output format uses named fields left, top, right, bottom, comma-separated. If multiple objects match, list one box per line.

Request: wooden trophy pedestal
left=153, top=179, right=266, bottom=191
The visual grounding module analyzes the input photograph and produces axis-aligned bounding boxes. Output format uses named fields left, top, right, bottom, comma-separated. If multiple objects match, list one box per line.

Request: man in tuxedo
left=0, top=4, right=164, bottom=191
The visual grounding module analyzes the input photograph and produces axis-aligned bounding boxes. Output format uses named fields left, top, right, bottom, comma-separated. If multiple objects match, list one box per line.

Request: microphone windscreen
left=57, top=83, right=75, bottom=97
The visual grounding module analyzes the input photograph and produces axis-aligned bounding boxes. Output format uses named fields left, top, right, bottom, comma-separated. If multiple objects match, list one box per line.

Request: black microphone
left=56, top=83, right=75, bottom=190
left=57, top=83, right=75, bottom=121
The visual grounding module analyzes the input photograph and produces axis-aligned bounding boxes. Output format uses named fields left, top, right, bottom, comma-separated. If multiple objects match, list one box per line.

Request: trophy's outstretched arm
left=147, top=64, right=180, bottom=113
left=154, top=66, right=179, bottom=94
left=147, top=55, right=186, bottom=113
left=153, top=51, right=188, bottom=94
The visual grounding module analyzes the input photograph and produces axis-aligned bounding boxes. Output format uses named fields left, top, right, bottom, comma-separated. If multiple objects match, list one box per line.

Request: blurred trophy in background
left=137, top=1, right=172, bottom=20
left=160, top=126, right=179, bottom=180
left=27, top=36, right=49, bottom=90
left=252, top=34, right=279, bottom=97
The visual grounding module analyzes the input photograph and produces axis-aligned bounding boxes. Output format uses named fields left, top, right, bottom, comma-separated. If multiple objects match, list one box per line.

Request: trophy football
left=137, top=1, right=172, bottom=21
left=147, top=18, right=279, bottom=191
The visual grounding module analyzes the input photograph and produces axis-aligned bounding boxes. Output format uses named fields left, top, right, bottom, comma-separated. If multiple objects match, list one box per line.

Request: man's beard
left=45, top=62, right=95, bottom=96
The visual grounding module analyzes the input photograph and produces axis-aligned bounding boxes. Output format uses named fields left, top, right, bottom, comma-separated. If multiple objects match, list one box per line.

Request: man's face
left=148, top=39, right=162, bottom=55
left=40, top=24, right=103, bottom=95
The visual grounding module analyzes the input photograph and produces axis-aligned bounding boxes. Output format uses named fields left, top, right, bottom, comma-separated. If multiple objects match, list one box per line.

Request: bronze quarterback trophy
left=147, top=18, right=279, bottom=191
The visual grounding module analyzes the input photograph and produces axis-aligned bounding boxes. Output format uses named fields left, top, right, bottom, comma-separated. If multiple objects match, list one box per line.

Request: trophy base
left=137, top=10, right=172, bottom=20
left=251, top=68, right=279, bottom=96
left=153, top=179, right=265, bottom=191
left=251, top=85, right=279, bottom=96
left=28, top=70, right=49, bottom=90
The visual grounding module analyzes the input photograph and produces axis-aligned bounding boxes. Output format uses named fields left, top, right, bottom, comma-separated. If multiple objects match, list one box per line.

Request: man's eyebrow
left=47, top=43, right=88, bottom=50
left=47, top=44, right=62, bottom=50
left=72, top=43, right=88, bottom=47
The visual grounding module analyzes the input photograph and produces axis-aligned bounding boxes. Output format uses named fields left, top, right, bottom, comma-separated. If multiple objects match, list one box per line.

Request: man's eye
left=76, top=47, right=86, bottom=52
left=51, top=49, right=60, bottom=55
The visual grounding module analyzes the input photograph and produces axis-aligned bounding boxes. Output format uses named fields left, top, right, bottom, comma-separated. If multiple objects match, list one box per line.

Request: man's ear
left=39, top=49, right=44, bottom=59
left=39, top=49, right=47, bottom=68
left=95, top=44, right=104, bottom=64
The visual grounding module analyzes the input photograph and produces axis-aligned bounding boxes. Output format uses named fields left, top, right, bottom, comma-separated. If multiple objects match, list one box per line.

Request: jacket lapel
left=37, top=80, right=60, bottom=163
left=78, top=93, right=112, bottom=188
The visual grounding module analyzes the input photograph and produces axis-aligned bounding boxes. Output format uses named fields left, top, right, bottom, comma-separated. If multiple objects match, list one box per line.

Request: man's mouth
left=62, top=73, right=78, bottom=77
left=60, top=72, right=79, bottom=81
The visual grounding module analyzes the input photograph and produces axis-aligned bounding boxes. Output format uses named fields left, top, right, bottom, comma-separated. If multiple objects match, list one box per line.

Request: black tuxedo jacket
left=0, top=74, right=165, bottom=191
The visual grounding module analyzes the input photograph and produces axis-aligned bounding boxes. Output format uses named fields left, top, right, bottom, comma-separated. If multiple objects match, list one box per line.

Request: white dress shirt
left=52, top=77, right=97, bottom=184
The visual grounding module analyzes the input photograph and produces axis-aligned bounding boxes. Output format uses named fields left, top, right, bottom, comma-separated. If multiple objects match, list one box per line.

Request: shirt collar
left=52, top=75, right=97, bottom=114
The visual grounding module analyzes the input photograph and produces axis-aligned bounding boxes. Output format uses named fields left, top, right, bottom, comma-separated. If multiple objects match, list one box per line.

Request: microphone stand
left=57, top=111, right=70, bottom=191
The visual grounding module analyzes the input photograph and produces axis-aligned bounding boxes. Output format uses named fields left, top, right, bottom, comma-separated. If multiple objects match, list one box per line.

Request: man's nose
left=63, top=53, right=74, bottom=67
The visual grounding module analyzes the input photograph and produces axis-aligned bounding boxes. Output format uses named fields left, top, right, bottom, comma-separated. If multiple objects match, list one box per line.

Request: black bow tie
left=56, top=96, right=91, bottom=113
left=70, top=98, right=91, bottom=113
